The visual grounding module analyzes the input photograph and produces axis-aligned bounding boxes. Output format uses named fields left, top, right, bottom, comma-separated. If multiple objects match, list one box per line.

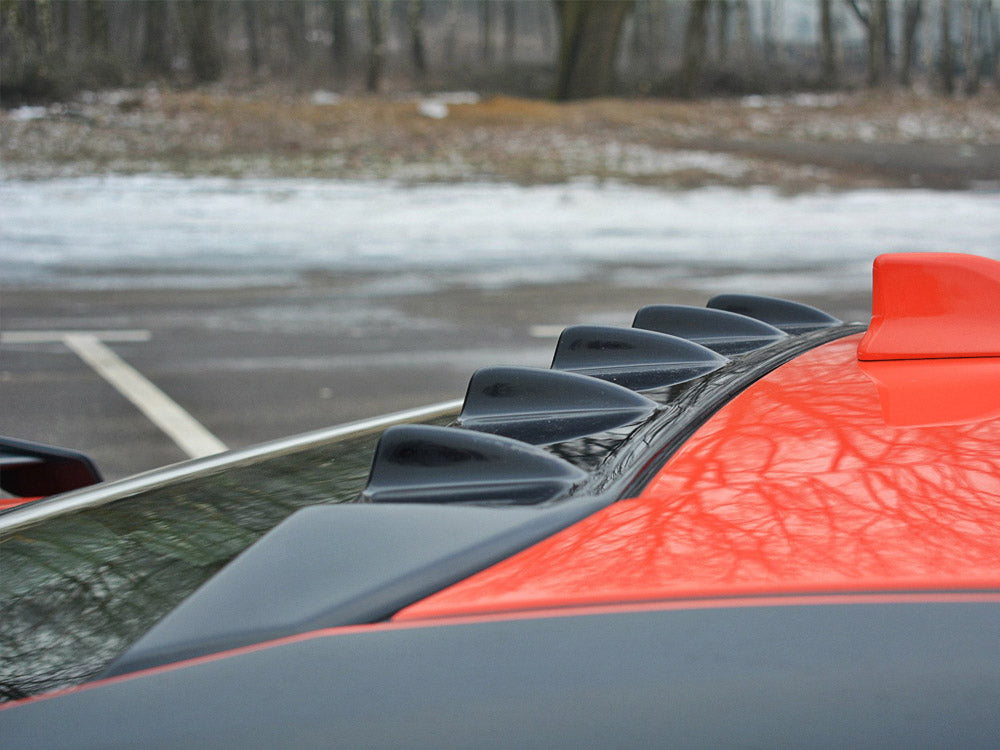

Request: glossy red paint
left=858, top=252, right=1000, bottom=360
left=0, top=497, right=39, bottom=511
left=396, top=334, right=1000, bottom=621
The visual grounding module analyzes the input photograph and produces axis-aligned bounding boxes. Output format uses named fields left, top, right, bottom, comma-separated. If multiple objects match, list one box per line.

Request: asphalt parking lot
left=0, top=271, right=871, bottom=481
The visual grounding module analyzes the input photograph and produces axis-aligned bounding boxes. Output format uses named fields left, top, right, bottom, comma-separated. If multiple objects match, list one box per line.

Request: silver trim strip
left=0, top=399, right=463, bottom=535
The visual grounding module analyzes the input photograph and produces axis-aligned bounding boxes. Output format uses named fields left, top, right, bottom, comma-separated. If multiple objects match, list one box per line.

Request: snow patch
left=310, top=90, right=342, bottom=106
left=1, top=176, right=997, bottom=294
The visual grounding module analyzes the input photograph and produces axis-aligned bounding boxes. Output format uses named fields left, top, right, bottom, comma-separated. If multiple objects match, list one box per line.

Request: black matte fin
left=362, top=424, right=586, bottom=505
left=633, top=305, right=787, bottom=355
left=457, top=366, right=657, bottom=444
left=707, top=294, right=841, bottom=334
left=551, top=325, right=728, bottom=391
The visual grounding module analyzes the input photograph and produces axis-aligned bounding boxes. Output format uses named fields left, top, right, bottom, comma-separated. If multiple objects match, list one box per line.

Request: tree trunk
left=820, top=0, right=838, bottom=86
left=365, top=0, right=384, bottom=92
left=284, top=0, right=308, bottom=64
left=84, top=0, right=109, bottom=50
left=19, top=0, right=42, bottom=41
left=680, top=0, right=709, bottom=96
left=503, top=0, right=517, bottom=69
left=482, top=0, right=494, bottom=62
left=962, top=0, right=980, bottom=93
left=714, top=0, right=731, bottom=63
left=899, top=0, right=922, bottom=87
left=330, top=0, right=352, bottom=77
left=845, top=0, right=889, bottom=85
left=181, top=0, right=223, bottom=83
left=538, top=0, right=555, bottom=52
left=244, top=1, right=261, bottom=76
left=990, top=0, right=1000, bottom=85
left=879, top=0, right=892, bottom=79
left=760, top=0, right=774, bottom=62
left=553, top=0, right=633, bottom=100
left=408, top=0, right=427, bottom=79
left=141, top=0, right=172, bottom=77
left=734, top=0, right=752, bottom=61
left=443, top=0, right=460, bottom=68
left=941, top=0, right=954, bottom=94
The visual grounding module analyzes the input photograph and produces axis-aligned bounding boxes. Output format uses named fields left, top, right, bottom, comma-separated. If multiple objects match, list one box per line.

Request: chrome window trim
left=0, top=399, right=463, bottom=535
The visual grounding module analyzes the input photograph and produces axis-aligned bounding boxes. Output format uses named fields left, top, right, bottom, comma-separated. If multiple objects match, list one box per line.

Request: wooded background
left=2, top=0, right=998, bottom=104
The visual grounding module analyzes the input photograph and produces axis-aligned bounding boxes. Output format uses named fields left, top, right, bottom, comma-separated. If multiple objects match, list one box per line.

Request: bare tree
left=989, top=0, right=1000, bottom=85
left=845, top=0, right=891, bottom=85
left=537, top=0, right=555, bottom=53
left=330, top=0, right=352, bottom=78
left=962, top=0, right=980, bottom=93
left=482, top=0, right=494, bottom=62
left=283, top=0, right=308, bottom=65
left=715, top=0, right=731, bottom=63
left=443, top=0, right=460, bottom=67
left=819, top=0, right=839, bottom=86
left=180, top=0, right=223, bottom=83
left=503, top=0, right=517, bottom=69
left=365, top=0, right=384, bottom=92
left=899, top=0, right=922, bottom=86
left=734, top=0, right=753, bottom=61
left=140, top=0, right=172, bottom=78
left=1, top=0, right=53, bottom=100
left=243, top=1, right=261, bottom=76
left=762, top=0, right=776, bottom=62
left=680, top=0, right=709, bottom=96
left=941, top=0, right=954, bottom=94
left=408, top=0, right=427, bottom=79
left=84, top=0, right=110, bottom=52
left=553, top=0, right=634, bottom=100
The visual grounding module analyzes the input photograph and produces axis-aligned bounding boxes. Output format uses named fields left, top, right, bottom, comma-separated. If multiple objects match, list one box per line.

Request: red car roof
left=397, top=333, right=1000, bottom=620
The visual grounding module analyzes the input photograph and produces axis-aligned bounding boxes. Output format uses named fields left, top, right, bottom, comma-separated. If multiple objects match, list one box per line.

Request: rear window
left=0, top=417, right=449, bottom=702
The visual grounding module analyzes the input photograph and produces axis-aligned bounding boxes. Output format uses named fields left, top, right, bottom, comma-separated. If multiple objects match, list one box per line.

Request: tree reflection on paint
left=398, top=337, right=1000, bottom=620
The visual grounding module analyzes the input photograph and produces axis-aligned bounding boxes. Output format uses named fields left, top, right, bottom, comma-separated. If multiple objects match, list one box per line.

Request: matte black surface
left=0, top=436, right=102, bottom=497
left=103, top=502, right=595, bottom=678
left=457, top=366, right=657, bottom=444
left=707, top=293, right=842, bottom=334
left=8, top=602, right=1000, bottom=749
left=632, top=304, right=787, bottom=355
left=551, top=325, right=728, bottom=391
left=362, top=424, right=587, bottom=504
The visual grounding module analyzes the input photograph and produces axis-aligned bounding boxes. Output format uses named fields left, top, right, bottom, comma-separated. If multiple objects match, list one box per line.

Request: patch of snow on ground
left=8, top=106, right=48, bottom=121
left=1, top=176, right=997, bottom=293
left=310, top=90, right=342, bottom=106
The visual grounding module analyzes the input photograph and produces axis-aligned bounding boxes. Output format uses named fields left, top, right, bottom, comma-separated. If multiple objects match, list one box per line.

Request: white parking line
left=2, top=329, right=152, bottom=343
left=5, top=330, right=227, bottom=459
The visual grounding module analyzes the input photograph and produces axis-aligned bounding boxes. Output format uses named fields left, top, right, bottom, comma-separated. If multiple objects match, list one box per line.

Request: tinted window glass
left=0, top=417, right=450, bottom=702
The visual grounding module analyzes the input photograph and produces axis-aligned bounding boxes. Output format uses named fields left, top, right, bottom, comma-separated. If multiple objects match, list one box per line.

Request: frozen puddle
left=2, top=176, right=997, bottom=292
